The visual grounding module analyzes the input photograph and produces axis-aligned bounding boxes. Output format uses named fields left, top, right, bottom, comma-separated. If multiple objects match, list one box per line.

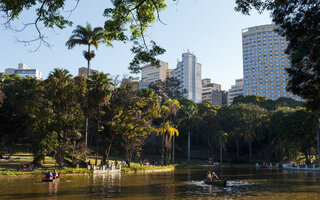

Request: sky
left=0, top=0, right=271, bottom=90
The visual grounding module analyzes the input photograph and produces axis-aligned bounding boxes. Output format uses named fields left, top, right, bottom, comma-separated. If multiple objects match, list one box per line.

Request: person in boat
left=206, top=171, right=212, bottom=182
left=46, top=171, right=53, bottom=180
left=211, top=171, right=219, bottom=181
left=52, top=170, right=58, bottom=179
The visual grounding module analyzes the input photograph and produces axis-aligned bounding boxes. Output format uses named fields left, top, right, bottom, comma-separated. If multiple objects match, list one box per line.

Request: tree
left=1, top=0, right=168, bottom=63
left=158, top=121, right=179, bottom=164
left=216, top=131, right=228, bottom=164
left=66, top=23, right=109, bottom=78
left=44, top=68, right=83, bottom=166
left=0, top=88, right=5, bottom=107
left=149, top=77, right=187, bottom=102
left=101, top=83, right=160, bottom=163
left=87, top=72, right=112, bottom=164
left=165, top=99, right=180, bottom=164
left=177, top=98, right=199, bottom=163
left=235, top=0, right=320, bottom=165
left=66, top=23, right=110, bottom=148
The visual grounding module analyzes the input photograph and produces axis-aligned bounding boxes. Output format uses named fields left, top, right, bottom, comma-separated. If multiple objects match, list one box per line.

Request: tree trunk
left=304, top=150, right=309, bottom=165
left=161, top=117, right=165, bottom=165
left=237, top=140, right=240, bottom=159
left=85, top=117, right=89, bottom=147
left=103, top=132, right=115, bottom=163
left=220, top=143, right=223, bottom=164
left=188, top=130, right=190, bottom=163
left=315, top=111, right=320, bottom=165
left=87, top=44, right=91, bottom=78
left=249, top=141, right=252, bottom=163
left=172, top=134, right=175, bottom=164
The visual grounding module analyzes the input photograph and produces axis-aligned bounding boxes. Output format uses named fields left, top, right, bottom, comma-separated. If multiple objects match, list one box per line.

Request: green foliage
left=0, top=0, right=73, bottom=29
left=129, top=41, right=166, bottom=73
left=149, top=77, right=186, bottom=102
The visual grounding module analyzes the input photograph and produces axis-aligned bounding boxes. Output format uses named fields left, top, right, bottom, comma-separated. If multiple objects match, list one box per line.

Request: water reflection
left=0, top=168, right=320, bottom=199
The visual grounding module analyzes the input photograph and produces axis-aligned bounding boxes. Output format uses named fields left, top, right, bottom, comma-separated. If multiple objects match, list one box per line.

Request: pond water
left=1, top=168, right=320, bottom=199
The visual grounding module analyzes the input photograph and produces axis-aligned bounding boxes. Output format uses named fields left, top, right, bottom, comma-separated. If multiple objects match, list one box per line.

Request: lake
left=1, top=168, right=320, bottom=199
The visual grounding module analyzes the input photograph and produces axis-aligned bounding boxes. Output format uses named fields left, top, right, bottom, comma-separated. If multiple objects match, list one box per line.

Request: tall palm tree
left=216, top=131, right=228, bottom=164
left=66, top=23, right=111, bottom=147
left=178, top=99, right=199, bottom=164
left=158, top=121, right=179, bottom=165
left=164, top=99, right=180, bottom=164
left=66, top=23, right=110, bottom=77
left=160, top=105, right=170, bottom=165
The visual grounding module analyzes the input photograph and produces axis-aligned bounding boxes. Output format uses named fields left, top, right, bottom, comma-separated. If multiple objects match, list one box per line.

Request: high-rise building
left=228, top=78, right=244, bottom=105
left=5, top=63, right=42, bottom=79
left=140, top=61, right=170, bottom=89
left=242, top=24, right=301, bottom=101
left=202, top=78, right=221, bottom=104
left=78, top=67, right=98, bottom=77
left=172, top=52, right=202, bottom=103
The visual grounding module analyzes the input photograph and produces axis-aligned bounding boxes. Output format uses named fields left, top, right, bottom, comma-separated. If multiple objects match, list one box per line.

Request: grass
left=0, top=152, right=56, bottom=171
left=121, top=163, right=175, bottom=172
left=0, top=152, right=92, bottom=176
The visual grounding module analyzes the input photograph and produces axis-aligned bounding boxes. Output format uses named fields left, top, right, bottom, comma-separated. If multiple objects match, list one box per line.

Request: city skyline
left=0, top=1, right=271, bottom=91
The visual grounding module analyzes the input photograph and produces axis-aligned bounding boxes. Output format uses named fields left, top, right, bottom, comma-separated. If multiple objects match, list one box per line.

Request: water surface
left=1, top=168, right=320, bottom=199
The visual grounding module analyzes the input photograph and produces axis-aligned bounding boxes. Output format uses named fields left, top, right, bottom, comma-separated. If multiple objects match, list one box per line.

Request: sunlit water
left=1, top=168, right=320, bottom=199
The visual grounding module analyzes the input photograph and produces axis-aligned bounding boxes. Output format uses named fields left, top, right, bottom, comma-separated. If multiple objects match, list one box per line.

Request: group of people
left=206, top=171, right=219, bottom=182
left=139, top=159, right=150, bottom=166
left=45, top=170, right=59, bottom=180
left=18, top=163, right=42, bottom=171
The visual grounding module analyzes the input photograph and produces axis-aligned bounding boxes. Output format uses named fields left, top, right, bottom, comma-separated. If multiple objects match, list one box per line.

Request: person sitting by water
left=211, top=172, right=219, bottom=181
left=206, top=171, right=212, bottom=182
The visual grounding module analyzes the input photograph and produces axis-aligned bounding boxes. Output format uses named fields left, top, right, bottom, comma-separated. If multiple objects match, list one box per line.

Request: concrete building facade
left=78, top=67, right=98, bottom=77
left=5, top=63, right=42, bottom=79
left=140, top=61, right=170, bottom=89
left=228, top=78, right=244, bottom=105
left=242, top=24, right=301, bottom=101
left=172, top=52, right=202, bottom=103
left=202, top=78, right=221, bottom=104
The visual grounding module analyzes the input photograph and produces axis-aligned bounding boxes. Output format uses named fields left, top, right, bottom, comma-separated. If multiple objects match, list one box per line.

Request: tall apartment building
left=172, top=52, right=202, bottom=103
left=5, top=63, right=42, bottom=79
left=140, top=61, right=170, bottom=89
left=202, top=78, right=221, bottom=104
left=228, top=78, right=244, bottom=105
left=242, top=24, right=301, bottom=101
left=78, top=67, right=98, bottom=77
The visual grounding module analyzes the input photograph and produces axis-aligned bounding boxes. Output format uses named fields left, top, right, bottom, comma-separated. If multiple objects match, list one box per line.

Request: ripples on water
left=0, top=169, right=320, bottom=199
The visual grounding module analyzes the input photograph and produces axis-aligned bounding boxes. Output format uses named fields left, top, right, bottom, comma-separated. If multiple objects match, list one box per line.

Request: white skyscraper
left=172, top=52, right=202, bottom=103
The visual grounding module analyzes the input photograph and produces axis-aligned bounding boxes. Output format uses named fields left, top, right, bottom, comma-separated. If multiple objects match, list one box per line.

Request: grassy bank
left=121, top=163, right=175, bottom=173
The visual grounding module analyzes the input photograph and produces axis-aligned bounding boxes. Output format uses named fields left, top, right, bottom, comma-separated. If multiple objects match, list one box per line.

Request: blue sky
left=0, top=0, right=271, bottom=90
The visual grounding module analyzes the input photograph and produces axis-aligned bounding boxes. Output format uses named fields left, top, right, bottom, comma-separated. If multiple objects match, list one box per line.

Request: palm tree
left=66, top=23, right=110, bottom=77
left=178, top=99, right=199, bottom=164
left=163, top=99, right=180, bottom=164
left=160, top=105, right=170, bottom=165
left=158, top=121, right=179, bottom=165
left=66, top=23, right=111, bottom=147
left=87, top=72, right=112, bottom=164
left=216, top=131, right=228, bottom=164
